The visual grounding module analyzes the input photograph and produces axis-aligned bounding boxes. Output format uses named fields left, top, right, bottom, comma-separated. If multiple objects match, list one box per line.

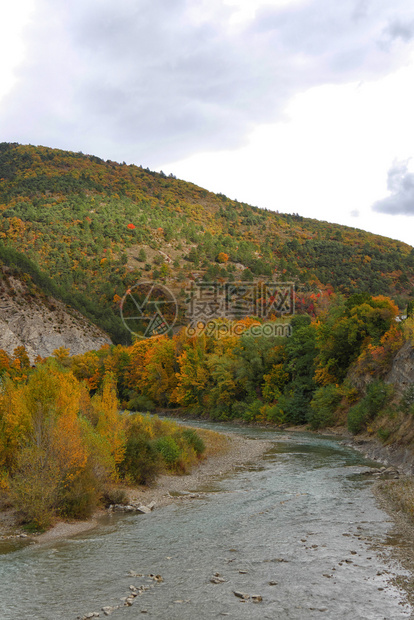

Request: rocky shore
left=0, top=431, right=273, bottom=544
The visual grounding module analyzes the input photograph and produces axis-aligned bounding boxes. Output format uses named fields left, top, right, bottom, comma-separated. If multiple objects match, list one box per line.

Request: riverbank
left=0, top=429, right=272, bottom=544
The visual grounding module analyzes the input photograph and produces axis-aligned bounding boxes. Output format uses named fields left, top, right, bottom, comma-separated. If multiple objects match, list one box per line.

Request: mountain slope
left=0, top=142, right=413, bottom=343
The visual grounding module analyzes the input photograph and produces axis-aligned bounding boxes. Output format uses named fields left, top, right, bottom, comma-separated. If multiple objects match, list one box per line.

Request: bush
left=118, top=436, right=162, bottom=485
left=231, top=401, right=249, bottom=419
left=263, top=402, right=287, bottom=425
left=241, top=399, right=263, bottom=422
left=400, top=385, right=414, bottom=415
left=284, top=391, right=310, bottom=425
left=308, top=384, right=342, bottom=430
left=101, top=486, right=128, bottom=507
left=58, top=467, right=101, bottom=519
left=155, top=436, right=181, bottom=466
left=347, top=380, right=392, bottom=434
left=9, top=446, right=59, bottom=530
left=181, top=428, right=206, bottom=456
left=347, top=402, right=368, bottom=435
left=126, top=394, right=156, bottom=412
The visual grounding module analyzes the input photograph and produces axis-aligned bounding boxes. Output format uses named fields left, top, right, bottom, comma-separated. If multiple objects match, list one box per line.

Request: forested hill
left=0, top=141, right=413, bottom=343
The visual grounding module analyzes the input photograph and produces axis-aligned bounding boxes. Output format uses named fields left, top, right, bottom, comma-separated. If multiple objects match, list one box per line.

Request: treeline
left=0, top=357, right=206, bottom=529
left=3, top=291, right=411, bottom=430
left=68, top=292, right=412, bottom=435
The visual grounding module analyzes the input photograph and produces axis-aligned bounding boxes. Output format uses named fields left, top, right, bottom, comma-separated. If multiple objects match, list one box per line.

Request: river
left=0, top=424, right=412, bottom=619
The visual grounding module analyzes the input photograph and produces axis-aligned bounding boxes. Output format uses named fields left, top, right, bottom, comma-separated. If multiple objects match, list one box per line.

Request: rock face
left=0, top=274, right=111, bottom=361
left=386, top=341, right=414, bottom=397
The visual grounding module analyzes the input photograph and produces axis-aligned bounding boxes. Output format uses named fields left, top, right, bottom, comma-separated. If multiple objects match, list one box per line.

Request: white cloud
left=0, top=1, right=35, bottom=99
left=372, top=159, right=414, bottom=215
left=1, top=0, right=414, bottom=166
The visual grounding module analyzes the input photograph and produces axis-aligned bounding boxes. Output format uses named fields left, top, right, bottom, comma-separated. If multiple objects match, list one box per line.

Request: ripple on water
left=0, top=426, right=412, bottom=619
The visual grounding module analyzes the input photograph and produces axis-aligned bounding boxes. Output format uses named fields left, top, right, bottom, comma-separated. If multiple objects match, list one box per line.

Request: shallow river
left=0, top=424, right=412, bottom=619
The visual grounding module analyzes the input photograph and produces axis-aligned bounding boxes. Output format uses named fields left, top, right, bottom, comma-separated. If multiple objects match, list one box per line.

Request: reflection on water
left=0, top=425, right=411, bottom=619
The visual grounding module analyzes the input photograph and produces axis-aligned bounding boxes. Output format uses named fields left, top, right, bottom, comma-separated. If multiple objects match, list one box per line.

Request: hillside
left=1, top=142, right=413, bottom=344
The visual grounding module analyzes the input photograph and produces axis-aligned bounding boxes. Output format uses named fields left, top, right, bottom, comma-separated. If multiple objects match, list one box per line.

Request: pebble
left=251, top=595, right=263, bottom=603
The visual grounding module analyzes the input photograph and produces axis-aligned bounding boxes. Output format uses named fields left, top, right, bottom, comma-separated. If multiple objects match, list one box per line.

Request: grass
left=193, top=428, right=231, bottom=459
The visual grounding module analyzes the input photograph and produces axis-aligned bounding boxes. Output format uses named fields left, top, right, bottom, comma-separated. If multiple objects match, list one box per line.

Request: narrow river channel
left=0, top=424, right=412, bottom=619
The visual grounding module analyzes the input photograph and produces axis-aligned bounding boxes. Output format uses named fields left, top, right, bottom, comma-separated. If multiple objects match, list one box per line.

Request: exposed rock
left=386, top=341, right=414, bottom=397
left=251, top=595, right=263, bottom=603
left=109, top=503, right=153, bottom=514
left=210, top=576, right=226, bottom=584
left=351, top=439, right=414, bottom=476
left=0, top=274, right=110, bottom=361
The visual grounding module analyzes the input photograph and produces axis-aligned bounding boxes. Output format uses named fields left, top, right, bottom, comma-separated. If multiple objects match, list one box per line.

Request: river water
left=0, top=424, right=412, bottom=619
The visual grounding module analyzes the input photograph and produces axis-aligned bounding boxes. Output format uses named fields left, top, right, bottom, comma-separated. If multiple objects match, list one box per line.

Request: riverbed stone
left=251, top=595, right=263, bottom=603
left=210, top=576, right=226, bottom=584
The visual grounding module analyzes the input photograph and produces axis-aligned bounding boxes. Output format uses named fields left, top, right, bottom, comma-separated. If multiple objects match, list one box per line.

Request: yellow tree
left=173, top=336, right=210, bottom=407
left=142, top=336, right=178, bottom=406
left=92, top=375, right=126, bottom=467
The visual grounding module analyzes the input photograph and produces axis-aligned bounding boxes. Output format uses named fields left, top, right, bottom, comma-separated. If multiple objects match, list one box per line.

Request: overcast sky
left=1, top=0, right=414, bottom=245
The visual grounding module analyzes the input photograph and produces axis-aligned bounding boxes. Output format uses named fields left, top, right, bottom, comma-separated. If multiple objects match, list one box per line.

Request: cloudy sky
left=1, top=0, right=414, bottom=245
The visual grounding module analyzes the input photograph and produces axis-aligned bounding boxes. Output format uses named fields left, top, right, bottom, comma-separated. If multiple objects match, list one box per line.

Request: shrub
left=347, top=402, right=368, bottom=435
left=118, top=436, right=162, bottom=485
left=308, top=384, right=342, bottom=430
left=263, top=402, right=287, bottom=425
left=231, top=401, right=249, bottom=419
left=101, top=486, right=128, bottom=507
left=126, top=394, right=156, bottom=412
left=377, top=428, right=391, bottom=442
left=181, top=428, right=206, bottom=456
left=155, top=436, right=181, bottom=466
left=58, top=467, right=101, bottom=519
left=284, top=391, right=310, bottom=425
left=9, top=446, right=59, bottom=530
left=347, top=380, right=392, bottom=434
left=241, top=399, right=263, bottom=422
left=400, top=384, right=414, bottom=414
